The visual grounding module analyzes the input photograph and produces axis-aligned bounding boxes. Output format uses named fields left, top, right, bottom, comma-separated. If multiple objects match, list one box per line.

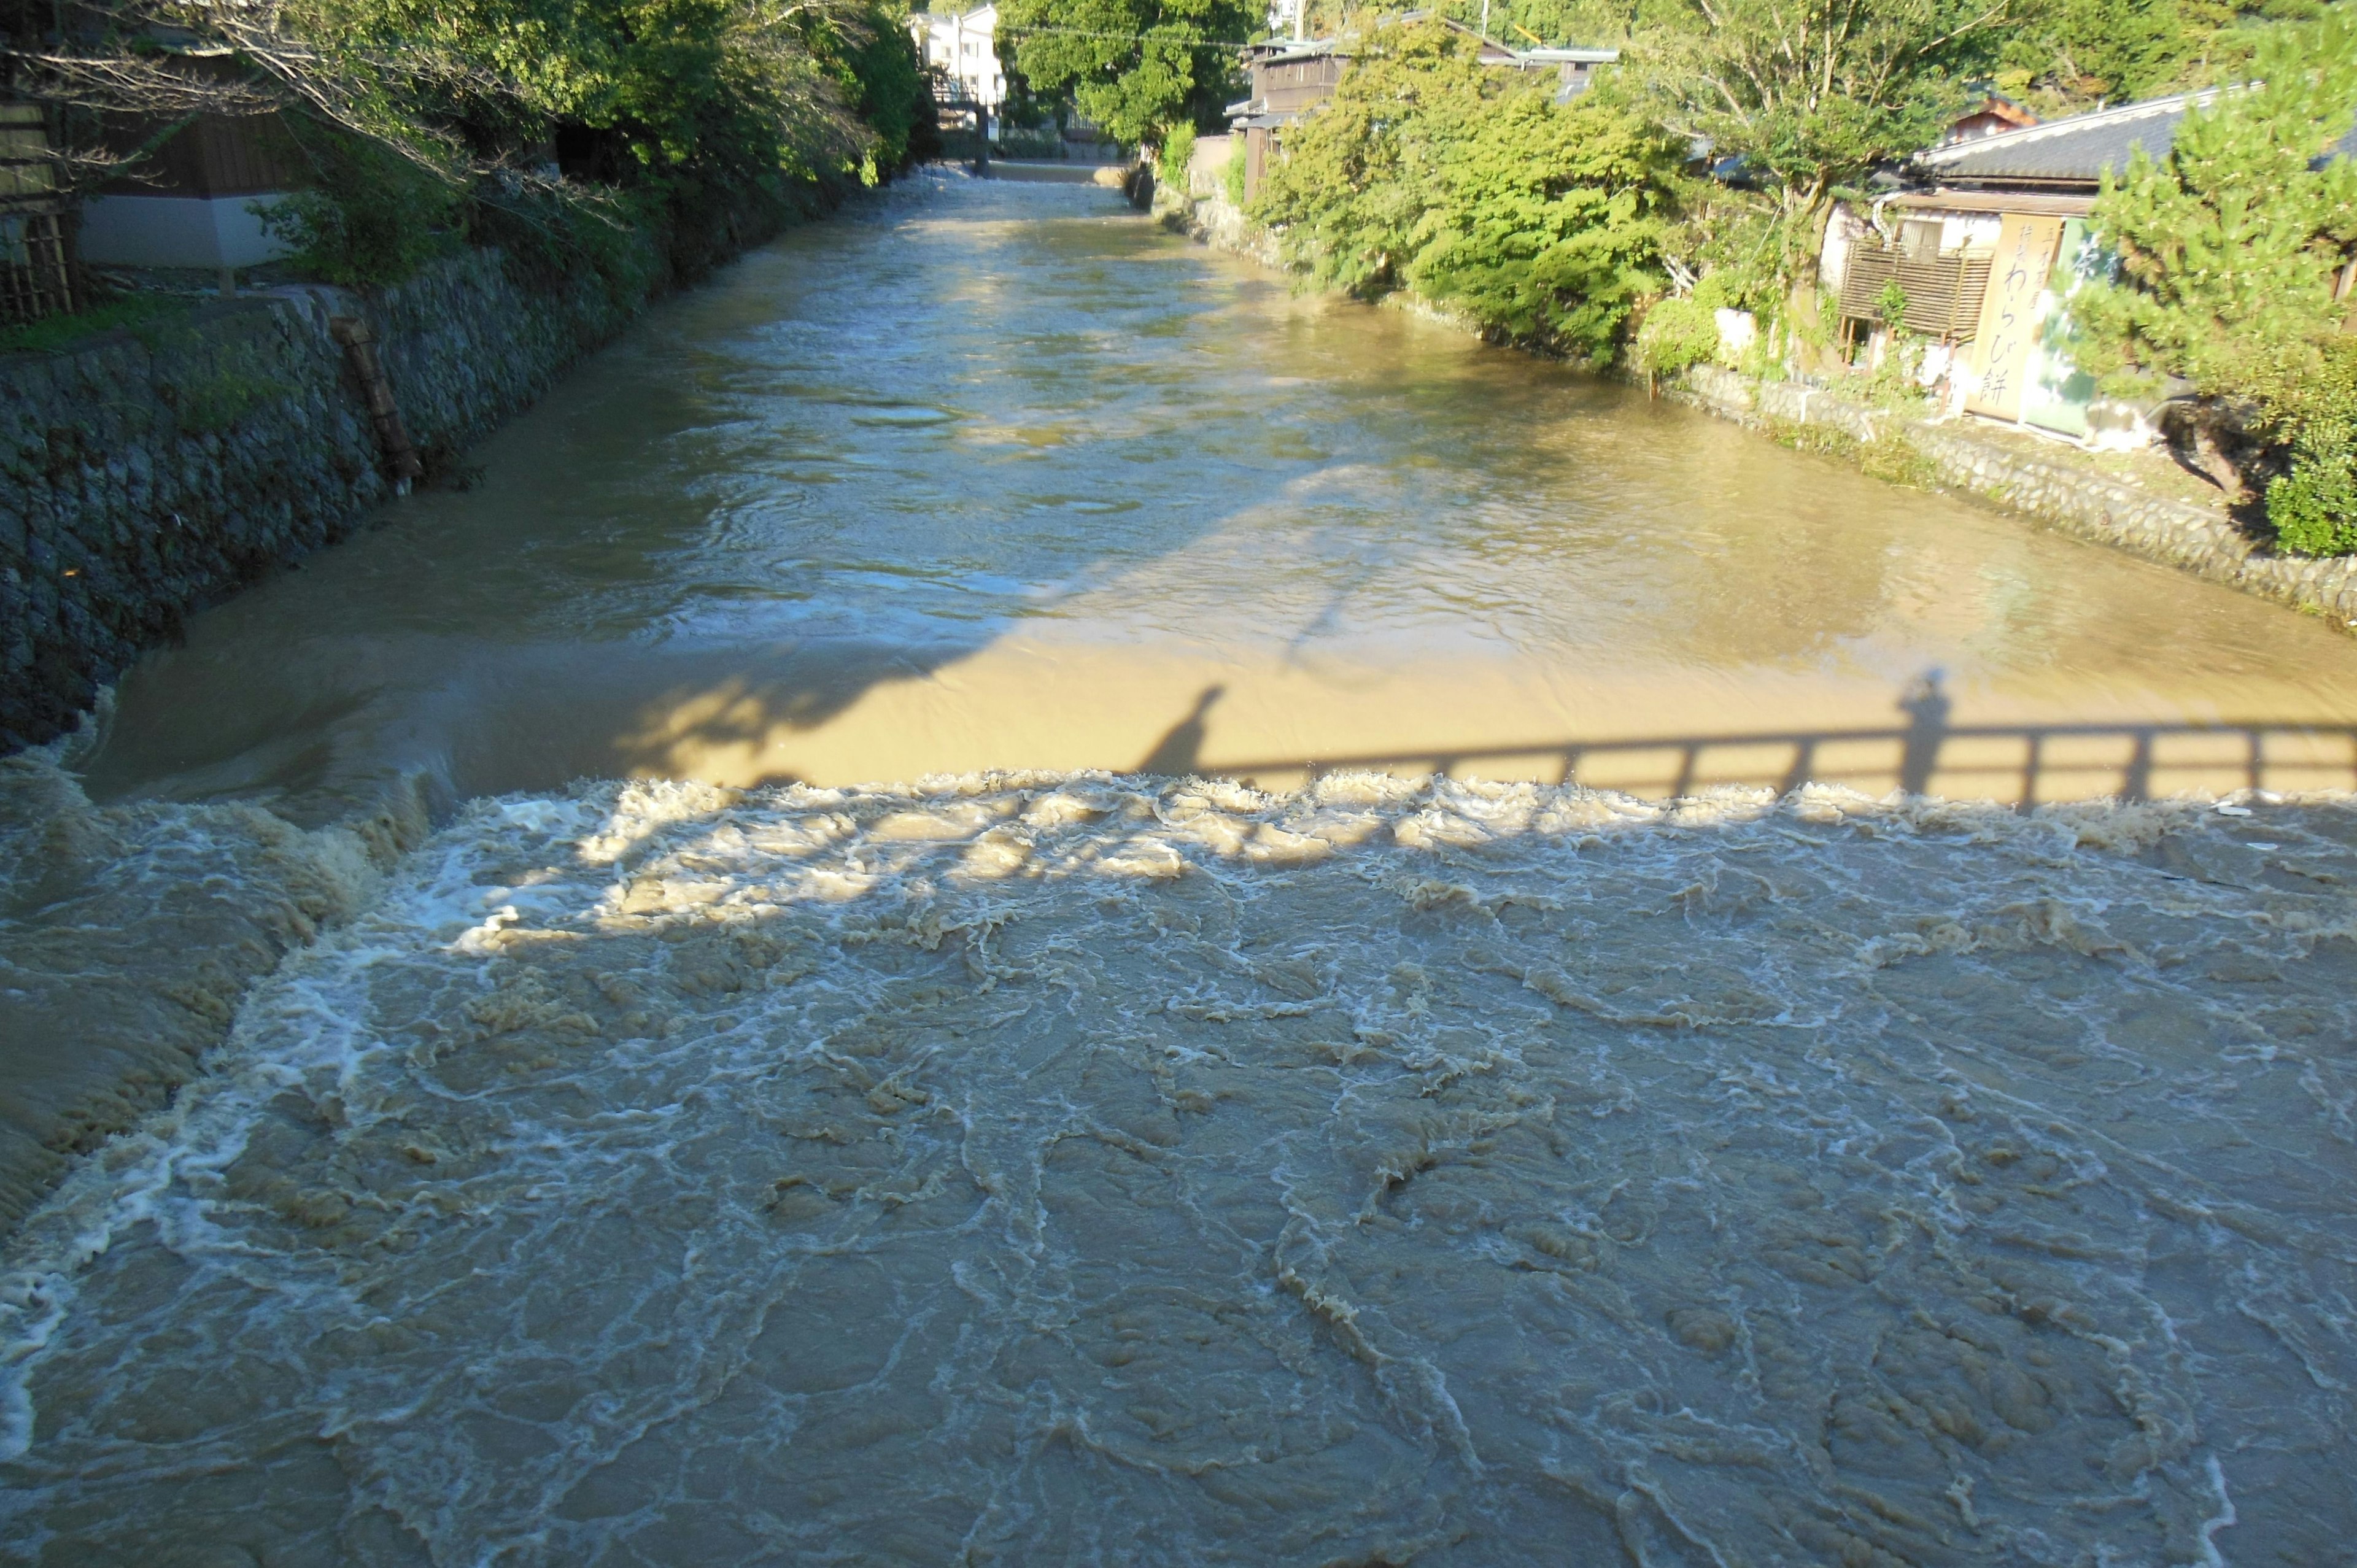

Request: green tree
left=2071, top=6, right=2357, bottom=540
left=1642, top=0, right=2019, bottom=221
left=1252, top=18, right=1681, bottom=362
left=995, top=0, right=1255, bottom=145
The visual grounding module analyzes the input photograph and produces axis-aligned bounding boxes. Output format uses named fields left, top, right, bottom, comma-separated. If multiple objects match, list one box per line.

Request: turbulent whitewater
left=3, top=773, right=2351, bottom=1564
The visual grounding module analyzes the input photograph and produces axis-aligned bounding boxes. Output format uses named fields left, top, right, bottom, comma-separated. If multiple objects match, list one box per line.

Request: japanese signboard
left=1967, top=214, right=2063, bottom=422
left=2019, top=218, right=2110, bottom=438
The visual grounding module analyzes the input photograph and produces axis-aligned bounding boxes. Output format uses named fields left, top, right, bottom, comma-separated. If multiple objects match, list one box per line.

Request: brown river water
left=2, top=173, right=2355, bottom=1565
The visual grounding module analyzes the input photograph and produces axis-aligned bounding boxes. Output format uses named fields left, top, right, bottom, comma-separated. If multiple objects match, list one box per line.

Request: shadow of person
left=1136, top=686, right=1225, bottom=778
left=1897, top=668, right=1951, bottom=797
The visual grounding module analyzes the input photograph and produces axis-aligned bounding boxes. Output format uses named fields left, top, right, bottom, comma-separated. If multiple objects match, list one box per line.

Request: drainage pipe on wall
left=328, top=314, right=424, bottom=490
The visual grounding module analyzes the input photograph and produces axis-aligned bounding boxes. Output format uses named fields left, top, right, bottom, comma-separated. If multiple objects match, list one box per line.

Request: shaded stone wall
left=0, top=247, right=646, bottom=752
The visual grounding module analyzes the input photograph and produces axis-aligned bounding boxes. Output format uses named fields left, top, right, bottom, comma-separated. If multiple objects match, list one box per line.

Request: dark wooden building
left=79, top=105, right=305, bottom=271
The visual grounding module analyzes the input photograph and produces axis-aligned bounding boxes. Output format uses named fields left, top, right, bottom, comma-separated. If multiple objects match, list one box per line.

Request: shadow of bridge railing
left=1198, top=716, right=2357, bottom=806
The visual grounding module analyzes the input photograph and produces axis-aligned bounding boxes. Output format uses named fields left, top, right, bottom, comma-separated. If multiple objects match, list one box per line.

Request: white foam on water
left=0, top=774, right=2351, bottom=1564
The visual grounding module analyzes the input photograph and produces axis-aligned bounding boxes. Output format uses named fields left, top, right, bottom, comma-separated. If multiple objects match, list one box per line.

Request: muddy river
left=2, top=174, right=2353, bottom=1564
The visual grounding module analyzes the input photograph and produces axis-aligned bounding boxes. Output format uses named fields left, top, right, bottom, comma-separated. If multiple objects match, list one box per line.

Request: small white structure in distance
left=911, top=3, right=1008, bottom=126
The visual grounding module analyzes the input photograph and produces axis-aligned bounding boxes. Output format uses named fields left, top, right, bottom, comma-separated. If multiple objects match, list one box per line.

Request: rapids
left=3, top=775, right=2355, bottom=1563
left=4, top=174, right=2356, bottom=1565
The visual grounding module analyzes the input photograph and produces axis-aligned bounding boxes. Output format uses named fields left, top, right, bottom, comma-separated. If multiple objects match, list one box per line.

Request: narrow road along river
left=3, top=176, right=2354, bottom=1566
left=69, top=174, right=2357, bottom=814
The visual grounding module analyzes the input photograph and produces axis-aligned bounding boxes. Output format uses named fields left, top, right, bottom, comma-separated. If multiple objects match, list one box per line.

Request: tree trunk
left=2161, top=399, right=2254, bottom=502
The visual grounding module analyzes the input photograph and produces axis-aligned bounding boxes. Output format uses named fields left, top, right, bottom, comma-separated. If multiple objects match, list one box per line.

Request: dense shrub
left=2074, top=9, right=2357, bottom=539
left=997, top=0, right=1253, bottom=145
left=255, top=130, right=465, bottom=287
left=1250, top=17, right=1681, bottom=365
left=2268, top=339, right=2357, bottom=555
left=1159, top=122, right=1196, bottom=191
left=1632, top=296, right=1717, bottom=376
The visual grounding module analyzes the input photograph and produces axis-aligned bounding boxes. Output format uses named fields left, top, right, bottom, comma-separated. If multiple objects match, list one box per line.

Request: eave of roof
left=1889, top=189, right=2096, bottom=218
left=1913, top=91, right=2207, bottom=182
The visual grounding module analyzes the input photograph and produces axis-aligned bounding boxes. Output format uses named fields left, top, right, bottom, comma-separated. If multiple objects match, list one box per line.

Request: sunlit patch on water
left=2, top=774, right=2353, bottom=1564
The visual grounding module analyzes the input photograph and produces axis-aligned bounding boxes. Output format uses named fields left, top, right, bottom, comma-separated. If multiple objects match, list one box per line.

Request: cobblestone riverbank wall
left=1671, top=366, right=2357, bottom=631
left=0, top=246, right=650, bottom=752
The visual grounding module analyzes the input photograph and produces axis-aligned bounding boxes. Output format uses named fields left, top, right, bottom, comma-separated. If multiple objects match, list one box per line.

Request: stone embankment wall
left=1158, top=161, right=2357, bottom=631
left=0, top=247, right=646, bottom=752
left=1161, top=136, right=1283, bottom=268
left=1671, top=366, right=2357, bottom=630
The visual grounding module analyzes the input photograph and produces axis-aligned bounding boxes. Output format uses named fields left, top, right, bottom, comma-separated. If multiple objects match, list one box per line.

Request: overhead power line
left=986, top=23, right=1264, bottom=47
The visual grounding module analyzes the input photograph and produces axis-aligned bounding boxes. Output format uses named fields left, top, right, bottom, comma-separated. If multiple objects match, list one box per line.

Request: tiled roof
left=1916, top=90, right=2357, bottom=184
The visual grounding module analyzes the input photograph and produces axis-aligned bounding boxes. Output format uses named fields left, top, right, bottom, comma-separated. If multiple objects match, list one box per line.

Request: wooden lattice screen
left=1838, top=244, right=1994, bottom=342
left=0, top=103, right=76, bottom=326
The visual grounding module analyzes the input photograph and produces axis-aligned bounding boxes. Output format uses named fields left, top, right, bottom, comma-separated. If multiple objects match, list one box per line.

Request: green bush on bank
left=1632, top=296, right=1716, bottom=376
left=1159, top=122, right=1196, bottom=192
left=0, top=293, right=194, bottom=357
left=257, top=129, right=468, bottom=287
left=2267, top=340, right=2357, bottom=555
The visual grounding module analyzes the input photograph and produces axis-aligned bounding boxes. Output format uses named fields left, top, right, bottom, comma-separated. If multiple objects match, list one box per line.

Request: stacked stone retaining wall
left=1672, top=366, right=2357, bottom=630
left=0, top=245, right=649, bottom=753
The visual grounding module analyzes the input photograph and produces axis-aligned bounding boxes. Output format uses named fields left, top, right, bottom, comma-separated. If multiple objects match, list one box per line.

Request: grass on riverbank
left=1760, top=415, right=1940, bottom=490
left=0, top=294, right=198, bottom=357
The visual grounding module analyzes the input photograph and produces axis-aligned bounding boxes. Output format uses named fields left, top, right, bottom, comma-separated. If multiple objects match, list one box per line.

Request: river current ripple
left=1, top=177, right=2355, bottom=1565
left=3, top=776, right=2355, bottom=1563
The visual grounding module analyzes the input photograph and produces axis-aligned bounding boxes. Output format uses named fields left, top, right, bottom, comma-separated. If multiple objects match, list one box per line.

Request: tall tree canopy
left=1252, top=18, right=1681, bottom=361
left=1641, top=0, right=2019, bottom=217
left=996, top=0, right=1255, bottom=144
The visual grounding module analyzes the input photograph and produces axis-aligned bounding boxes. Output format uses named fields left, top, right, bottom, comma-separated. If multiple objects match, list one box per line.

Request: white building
left=910, top=4, right=1007, bottom=114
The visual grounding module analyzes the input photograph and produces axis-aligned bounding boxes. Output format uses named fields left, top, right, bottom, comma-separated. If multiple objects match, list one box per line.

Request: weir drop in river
left=2, top=174, right=2355, bottom=1566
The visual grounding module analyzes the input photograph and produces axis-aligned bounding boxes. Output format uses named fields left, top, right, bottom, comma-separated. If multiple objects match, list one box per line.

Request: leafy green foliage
left=1444, top=0, right=2309, bottom=115
left=169, top=369, right=298, bottom=435
left=2269, top=340, right=2357, bottom=555
left=2075, top=11, right=2357, bottom=400
left=829, top=4, right=934, bottom=174
left=997, top=0, right=1255, bottom=144
left=256, top=126, right=466, bottom=286
left=1250, top=18, right=1680, bottom=362
left=29, top=0, right=930, bottom=290
left=1633, top=295, right=1718, bottom=374
left=0, top=292, right=192, bottom=357
left=1875, top=277, right=1910, bottom=330
left=1159, top=120, right=1196, bottom=187
left=2071, top=8, right=2357, bottom=549
left=1638, top=0, right=2014, bottom=216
